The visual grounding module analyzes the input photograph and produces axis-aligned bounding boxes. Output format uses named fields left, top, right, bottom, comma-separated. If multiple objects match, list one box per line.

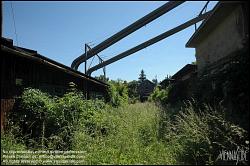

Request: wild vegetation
left=149, top=85, right=170, bottom=105
left=2, top=79, right=249, bottom=164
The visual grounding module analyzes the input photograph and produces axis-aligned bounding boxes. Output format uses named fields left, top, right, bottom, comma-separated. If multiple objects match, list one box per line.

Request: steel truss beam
left=71, top=1, right=185, bottom=70
left=87, top=11, right=212, bottom=75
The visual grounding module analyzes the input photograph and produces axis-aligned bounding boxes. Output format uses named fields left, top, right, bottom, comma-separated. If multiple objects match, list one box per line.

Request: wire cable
left=199, top=1, right=210, bottom=16
left=10, top=1, right=19, bottom=46
left=195, top=1, right=210, bottom=31
left=88, top=56, right=95, bottom=71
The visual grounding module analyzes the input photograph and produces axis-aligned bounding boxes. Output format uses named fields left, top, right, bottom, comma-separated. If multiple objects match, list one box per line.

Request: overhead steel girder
left=86, top=11, right=212, bottom=75
left=71, top=1, right=185, bottom=70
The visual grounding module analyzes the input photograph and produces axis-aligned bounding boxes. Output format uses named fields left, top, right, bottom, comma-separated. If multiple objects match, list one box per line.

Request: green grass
left=72, top=102, right=176, bottom=165
left=2, top=99, right=248, bottom=165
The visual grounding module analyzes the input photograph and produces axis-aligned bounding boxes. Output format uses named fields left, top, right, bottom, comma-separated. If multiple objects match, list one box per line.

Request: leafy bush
left=3, top=87, right=248, bottom=165
left=127, top=80, right=139, bottom=98
left=107, top=80, right=128, bottom=107
left=9, top=88, right=55, bottom=149
left=1, top=123, right=27, bottom=165
left=107, top=79, right=140, bottom=105
left=149, top=86, right=169, bottom=105
left=1, top=132, right=26, bottom=152
left=7, top=87, right=108, bottom=150
left=162, top=101, right=249, bottom=165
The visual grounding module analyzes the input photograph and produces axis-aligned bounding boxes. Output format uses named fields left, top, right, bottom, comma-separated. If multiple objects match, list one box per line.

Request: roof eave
left=185, top=2, right=221, bottom=48
left=1, top=39, right=109, bottom=87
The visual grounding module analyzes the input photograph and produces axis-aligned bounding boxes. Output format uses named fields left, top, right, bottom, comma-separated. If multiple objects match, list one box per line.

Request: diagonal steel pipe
left=87, top=11, right=212, bottom=75
left=71, top=1, right=185, bottom=70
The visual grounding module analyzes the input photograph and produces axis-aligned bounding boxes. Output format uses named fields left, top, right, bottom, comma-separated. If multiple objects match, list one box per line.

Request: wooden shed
left=171, top=64, right=197, bottom=82
left=138, top=79, right=156, bottom=102
left=1, top=37, right=109, bottom=131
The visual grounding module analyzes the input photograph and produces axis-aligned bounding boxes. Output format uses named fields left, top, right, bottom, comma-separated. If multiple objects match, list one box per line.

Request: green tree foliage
left=152, top=75, right=158, bottom=85
left=138, top=69, right=146, bottom=83
left=152, top=78, right=158, bottom=85
left=2, top=96, right=249, bottom=165
left=127, top=80, right=139, bottom=100
left=149, top=86, right=170, bottom=105
left=8, top=87, right=108, bottom=150
left=107, top=80, right=129, bottom=107
left=165, top=75, right=172, bottom=80
left=95, top=75, right=109, bottom=82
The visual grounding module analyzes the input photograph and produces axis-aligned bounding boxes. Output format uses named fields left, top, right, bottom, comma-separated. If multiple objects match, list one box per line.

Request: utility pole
left=103, top=64, right=106, bottom=80
left=84, top=43, right=88, bottom=74
left=1, top=1, right=2, bottom=37
left=84, top=43, right=88, bottom=99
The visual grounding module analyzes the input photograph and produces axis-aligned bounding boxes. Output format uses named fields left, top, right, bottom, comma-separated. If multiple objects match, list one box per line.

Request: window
left=15, top=78, right=23, bottom=86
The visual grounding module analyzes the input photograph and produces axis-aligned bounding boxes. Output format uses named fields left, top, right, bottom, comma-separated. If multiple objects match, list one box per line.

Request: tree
left=108, top=80, right=128, bottom=107
left=127, top=80, right=139, bottom=98
left=165, top=75, right=172, bottom=80
left=138, top=69, right=146, bottom=82
left=152, top=75, right=158, bottom=85
left=152, top=79, right=158, bottom=85
left=94, top=75, right=109, bottom=82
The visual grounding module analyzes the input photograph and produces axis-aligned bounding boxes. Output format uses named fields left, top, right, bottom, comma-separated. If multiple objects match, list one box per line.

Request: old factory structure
left=186, top=2, right=248, bottom=75
left=165, top=2, right=248, bottom=108
left=1, top=1, right=248, bottom=131
left=1, top=37, right=109, bottom=130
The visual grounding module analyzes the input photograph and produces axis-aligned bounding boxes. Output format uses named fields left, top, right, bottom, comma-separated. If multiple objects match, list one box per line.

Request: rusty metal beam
left=71, top=1, right=185, bottom=70
left=87, top=11, right=212, bottom=75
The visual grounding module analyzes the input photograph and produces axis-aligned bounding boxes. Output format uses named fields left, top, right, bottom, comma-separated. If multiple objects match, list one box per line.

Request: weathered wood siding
left=1, top=46, right=108, bottom=131
left=1, top=99, right=15, bottom=131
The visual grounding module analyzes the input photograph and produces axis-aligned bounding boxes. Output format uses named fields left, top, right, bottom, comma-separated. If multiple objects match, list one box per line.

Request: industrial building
left=1, top=37, right=109, bottom=130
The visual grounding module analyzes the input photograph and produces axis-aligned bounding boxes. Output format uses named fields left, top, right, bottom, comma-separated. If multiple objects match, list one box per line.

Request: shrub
left=7, top=88, right=108, bottom=150
left=162, top=101, right=249, bottom=165
left=3, top=87, right=248, bottom=165
left=107, top=80, right=128, bottom=107
left=1, top=131, right=26, bottom=152
left=127, top=80, right=139, bottom=99
left=8, top=88, right=55, bottom=148
left=149, top=86, right=169, bottom=105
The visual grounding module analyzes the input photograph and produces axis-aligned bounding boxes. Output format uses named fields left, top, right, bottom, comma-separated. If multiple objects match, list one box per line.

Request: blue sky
left=3, top=1, right=217, bottom=82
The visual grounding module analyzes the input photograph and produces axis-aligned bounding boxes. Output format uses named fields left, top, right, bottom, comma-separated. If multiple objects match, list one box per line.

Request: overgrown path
left=2, top=88, right=248, bottom=165
left=73, top=102, right=175, bottom=165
